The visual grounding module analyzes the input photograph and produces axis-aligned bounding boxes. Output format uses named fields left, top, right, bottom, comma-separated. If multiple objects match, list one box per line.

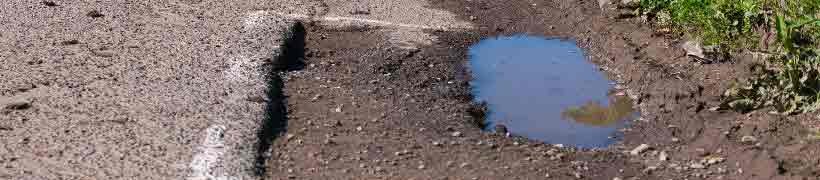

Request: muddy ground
left=265, top=0, right=820, bottom=179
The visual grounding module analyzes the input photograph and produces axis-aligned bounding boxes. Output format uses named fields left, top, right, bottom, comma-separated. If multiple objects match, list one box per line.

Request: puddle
left=468, top=35, right=638, bottom=148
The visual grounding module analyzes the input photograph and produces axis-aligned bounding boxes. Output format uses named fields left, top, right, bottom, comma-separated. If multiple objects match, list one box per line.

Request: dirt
left=265, top=0, right=820, bottom=179
left=2, top=0, right=817, bottom=179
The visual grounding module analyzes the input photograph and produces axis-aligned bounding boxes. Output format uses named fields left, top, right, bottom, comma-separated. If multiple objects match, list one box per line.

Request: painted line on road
left=266, top=11, right=471, bottom=30
left=188, top=125, right=235, bottom=180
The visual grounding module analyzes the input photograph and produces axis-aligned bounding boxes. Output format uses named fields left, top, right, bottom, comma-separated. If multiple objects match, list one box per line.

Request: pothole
left=468, top=35, right=638, bottom=148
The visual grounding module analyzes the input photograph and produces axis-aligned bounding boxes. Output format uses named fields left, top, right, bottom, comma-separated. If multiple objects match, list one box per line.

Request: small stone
left=671, top=138, right=680, bottom=142
left=356, top=126, right=363, bottom=131
left=87, top=10, right=104, bottom=18
left=4, top=101, right=31, bottom=110
left=469, top=16, right=477, bottom=21
left=690, top=162, right=706, bottom=169
left=432, top=141, right=443, bottom=146
left=659, top=151, right=669, bottom=161
left=682, top=40, right=705, bottom=59
left=574, top=172, right=583, bottom=179
left=705, top=156, right=725, bottom=165
left=286, top=134, right=295, bottom=140
left=630, top=144, right=651, bottom=155
left=333, top=105, right=343, bottom=113
left=451, top=131, right=462, bottom=137
left=613, top=177, right=623, bottom=180
left=741, top=136, right=758, bottom=143
left=459, top=162, right=470, bottom=168
left=643, top=166, right=658, bottom=174
left=42, top=1, right=58, bottom=6
left=323, top=139, right=335, bottom=145
left=418, top=165, right=426, bottom=169
left=620, top=0, right=637, bottom=5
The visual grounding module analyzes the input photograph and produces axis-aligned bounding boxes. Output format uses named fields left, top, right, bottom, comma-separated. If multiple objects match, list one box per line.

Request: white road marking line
left=267, top=11, right=471, bottom=30
left=188, top=125, right=236, bottom=180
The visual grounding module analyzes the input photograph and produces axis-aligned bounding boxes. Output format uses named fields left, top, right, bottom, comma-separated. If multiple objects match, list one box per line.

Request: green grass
left=638, top=0, right=820, bottom=114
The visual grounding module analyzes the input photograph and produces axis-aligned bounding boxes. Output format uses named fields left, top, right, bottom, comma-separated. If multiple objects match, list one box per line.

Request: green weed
left=639, top=0, right=820, bottom=114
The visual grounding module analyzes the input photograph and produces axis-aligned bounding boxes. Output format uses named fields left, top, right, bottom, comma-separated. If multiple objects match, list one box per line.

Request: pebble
left=741, top=136, right=758, bottom=143
left=643, top=166, right=658, bottom=174
left=451, top=131, right=462, bottom=137
left=690, top=162, right=706, bottom=169
left=704, top=156, right=725, bottom=165
left=630, top=144, right=651, bottom=155
left=4, top=101, right=31, bottom=110
left=659, top=151, right=669, bottom=161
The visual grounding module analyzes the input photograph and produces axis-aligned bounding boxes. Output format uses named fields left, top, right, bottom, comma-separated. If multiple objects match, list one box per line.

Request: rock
left=42, top=1, right=58, bottom=6
left=451, top=131, right=462, bottom=137
left=417, top=165, right=426, bottom=169
left=4, top=101, right=32, bottom=110
left=643, top=166, right=658, bottom=174
left=741, top=136, right=758, bottom=143
left=630, top=144, right=651, bottom=155
left=620, top=0, right=637, bottom=6
left=671, top=138, right=680, bottom=142
left=86, top=10, right=104, bottom=18
left=659, top=151, right=669, bottom=161
left=459, top=162, right=470, bottom=168
left=574, top=172, right=583, bottom=179
left=597, top=0, right=611, bottom=9
left=285, top=134, right=295, bottom=140
left=356, top=126, right=363, bottom=131
left=682, top=40, right=705, bottom=59
left=690, top=162, right=706, bottom=169
left=704, top=156, right=725, bottom=165
left=613, top=177, right=623, bottom=180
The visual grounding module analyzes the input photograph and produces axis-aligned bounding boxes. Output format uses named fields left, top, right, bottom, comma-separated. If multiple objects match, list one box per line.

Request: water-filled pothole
left=468, top=35, right=638, bottom=148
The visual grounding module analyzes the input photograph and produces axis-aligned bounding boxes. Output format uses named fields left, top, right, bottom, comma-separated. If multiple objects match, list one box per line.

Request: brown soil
left=265, top=0, right=820, bottom=179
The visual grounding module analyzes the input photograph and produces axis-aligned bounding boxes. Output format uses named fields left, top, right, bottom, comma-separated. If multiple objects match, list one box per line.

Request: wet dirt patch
left=468, top=35, right=637, bottom=148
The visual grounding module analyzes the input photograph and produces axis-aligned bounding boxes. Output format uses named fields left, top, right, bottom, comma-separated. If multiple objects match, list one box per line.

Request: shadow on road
left=255, top=21, right=306, bottom=175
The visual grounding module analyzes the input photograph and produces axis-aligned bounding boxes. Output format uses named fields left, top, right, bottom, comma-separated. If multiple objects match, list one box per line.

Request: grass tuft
left=639, top=0, right=820, bottom=114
